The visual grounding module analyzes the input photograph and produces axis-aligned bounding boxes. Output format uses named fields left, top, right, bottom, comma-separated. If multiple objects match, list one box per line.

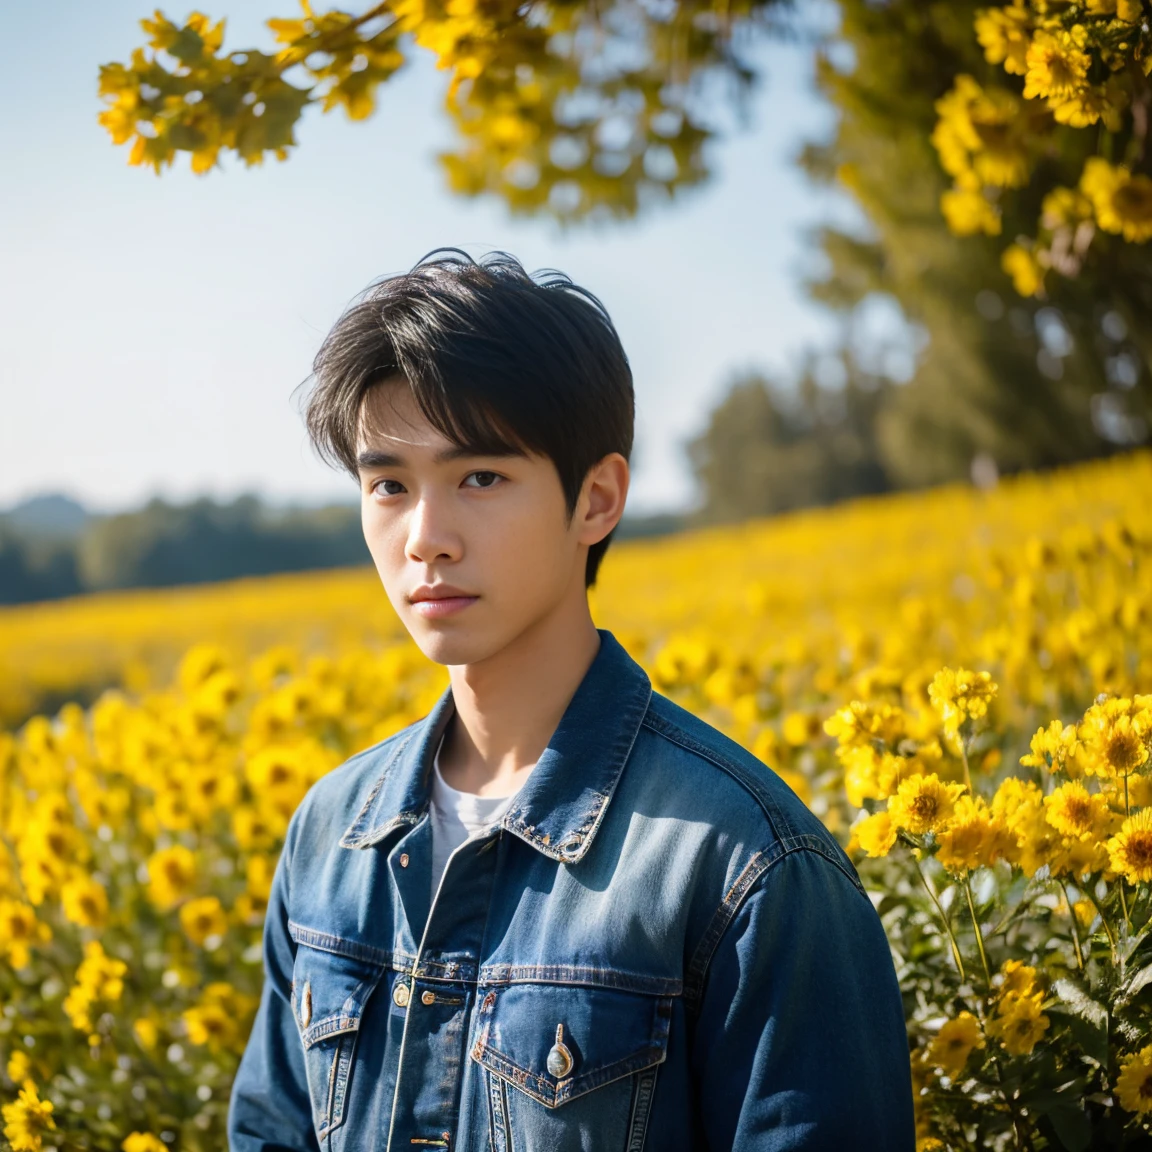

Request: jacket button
left=393, top=981, right=410, bottom=1007
left=399, top=853, right=410, bottom=867
left=546, top=1023, right=574, bottom=1077
left=421, top=990, right=436, bottom=1005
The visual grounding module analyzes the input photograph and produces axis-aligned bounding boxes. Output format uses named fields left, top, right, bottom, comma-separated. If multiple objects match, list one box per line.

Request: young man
left=227, top=249, right=915, bottom=1152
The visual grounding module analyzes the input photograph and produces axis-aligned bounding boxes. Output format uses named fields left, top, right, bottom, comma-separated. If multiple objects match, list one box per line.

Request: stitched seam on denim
left=684, top=846, right=778, bottom=1005
left=641, top=706, right=868, bottom=895
left=639, top=710, right=797, bottom=843
left=626, top=1064, right=660, bottom=1152
left=289, top=921, right=395, bottom=966
left=338, top=731, right=415, bottom=845
left=477, top=1044, right=669, bottom=1108
left=476, top=965, right=681, bottom=995
left=503, top=675, right=652, bottom=862
left=683, top=843, right=871, bottom=1006
left=500, top=1077, right=513, bottom=1152
left=415, top=959, right=479, bottom=981
left=302, top=1015, right=362, bottom=1047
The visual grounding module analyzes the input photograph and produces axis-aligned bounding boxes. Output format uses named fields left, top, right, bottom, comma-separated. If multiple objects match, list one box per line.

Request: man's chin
left=408, top=624, right=497, bottom=669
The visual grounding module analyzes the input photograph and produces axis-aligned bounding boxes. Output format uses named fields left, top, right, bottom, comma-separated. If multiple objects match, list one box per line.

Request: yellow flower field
left=1, top=447, right=1151, bottom=1150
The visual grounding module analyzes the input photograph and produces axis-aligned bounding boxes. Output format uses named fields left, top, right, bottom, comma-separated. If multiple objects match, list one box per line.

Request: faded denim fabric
left=228, top=629, right=916, bottom=1151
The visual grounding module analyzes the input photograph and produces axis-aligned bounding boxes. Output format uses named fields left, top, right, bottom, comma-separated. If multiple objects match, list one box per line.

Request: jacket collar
left=338, top=628, right=652, bottom=864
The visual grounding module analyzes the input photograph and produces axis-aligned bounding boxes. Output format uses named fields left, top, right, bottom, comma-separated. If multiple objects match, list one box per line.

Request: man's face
left=355, top=379, right=589, bottom=666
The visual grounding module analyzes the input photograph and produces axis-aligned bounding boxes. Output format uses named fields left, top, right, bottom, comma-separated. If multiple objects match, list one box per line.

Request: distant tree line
left=0, top=493, right=688, bottom=607
left=0, top=496, right=371, bottom=606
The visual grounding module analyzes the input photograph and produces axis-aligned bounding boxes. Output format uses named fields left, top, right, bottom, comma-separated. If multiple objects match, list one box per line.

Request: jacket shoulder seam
left=683, top=842, right=871, bottom=1006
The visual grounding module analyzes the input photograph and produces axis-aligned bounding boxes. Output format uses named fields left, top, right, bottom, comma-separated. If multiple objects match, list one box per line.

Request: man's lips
left=409, top=591, right=479, bottom=619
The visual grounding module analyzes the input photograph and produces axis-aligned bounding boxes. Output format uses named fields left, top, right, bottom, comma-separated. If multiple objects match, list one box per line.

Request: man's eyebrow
left=355, top=445, right=524, bottom=470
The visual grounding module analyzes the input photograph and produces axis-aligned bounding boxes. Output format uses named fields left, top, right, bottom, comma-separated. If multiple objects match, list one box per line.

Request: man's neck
left=438, top=603, right=601, bottom=798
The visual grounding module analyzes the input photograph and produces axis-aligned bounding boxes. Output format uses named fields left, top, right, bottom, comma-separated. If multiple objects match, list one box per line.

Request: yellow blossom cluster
left=0, top=448, right=1150, bottom=1145
left=939, top=0, right=1152, bottom=292
left=62, top=940, right=129, bottom=1036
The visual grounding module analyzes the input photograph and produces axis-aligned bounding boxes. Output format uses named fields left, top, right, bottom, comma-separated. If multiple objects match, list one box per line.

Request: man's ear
left=577, top=453, right=629, bottom=546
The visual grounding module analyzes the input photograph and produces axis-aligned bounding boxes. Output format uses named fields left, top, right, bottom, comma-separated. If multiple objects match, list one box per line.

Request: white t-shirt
left=428, top=735, right=533, bottom=903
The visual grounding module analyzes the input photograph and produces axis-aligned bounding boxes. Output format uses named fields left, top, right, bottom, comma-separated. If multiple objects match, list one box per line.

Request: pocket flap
left=290, top=941, right=386, bottom=1050
left=469, top=983, right=672, bottom=1107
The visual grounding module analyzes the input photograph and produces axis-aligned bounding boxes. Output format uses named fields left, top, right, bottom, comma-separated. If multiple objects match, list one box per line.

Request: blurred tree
left=799, top=0, right=1151, bottom=487
left=687, top=348, right=894, bottom=523
left=99, top=1, right=1152, bottom=496
left=76, top=494, right=370, bottom=590
left=98, top=1, right=787, bottom=222
left=0, top=524, right=82, bottom=605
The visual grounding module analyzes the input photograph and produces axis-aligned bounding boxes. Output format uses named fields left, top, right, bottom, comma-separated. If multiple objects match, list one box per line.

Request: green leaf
left=1043, top=1103, right=1092, bottom=1152
left=1046, top=1008, right=1108, bottom=1069
left=1116, top=959, right=1152, bottom=1009
left=1052, top=977, right=1108, bottom=1031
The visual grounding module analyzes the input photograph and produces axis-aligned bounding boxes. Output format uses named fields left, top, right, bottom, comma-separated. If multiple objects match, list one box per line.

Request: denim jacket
left=228, top=629, right=915, bottom=1151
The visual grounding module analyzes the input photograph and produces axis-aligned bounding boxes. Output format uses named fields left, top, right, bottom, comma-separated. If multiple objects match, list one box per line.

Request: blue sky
left=0, top=0, right=858, bottom=516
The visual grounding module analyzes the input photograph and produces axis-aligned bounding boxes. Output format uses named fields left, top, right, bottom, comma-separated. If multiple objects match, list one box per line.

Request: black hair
left=297, top=248, right=634, bottom=587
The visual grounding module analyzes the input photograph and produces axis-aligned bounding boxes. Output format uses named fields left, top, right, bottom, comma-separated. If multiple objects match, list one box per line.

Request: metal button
left=399, top=853, right=410, bottom=867
left=393, top=980, right=410, bottom=1007
left=421, top=990, right=436, bottom=1005
left=546, top=1023, right=574, bottom=1078
left=299, top=981, right=312, bottom=1028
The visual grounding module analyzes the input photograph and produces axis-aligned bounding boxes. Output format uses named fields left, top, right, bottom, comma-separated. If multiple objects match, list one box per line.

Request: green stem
left=1086, top=883, right=1118, bottom=960
left=916, top=857, right=967, bottom=982
left=965, top=874, right=992, bottom=989
left=1059, top=880, right=1086, bottom=970
left=960, top=735, right=973, bottom=794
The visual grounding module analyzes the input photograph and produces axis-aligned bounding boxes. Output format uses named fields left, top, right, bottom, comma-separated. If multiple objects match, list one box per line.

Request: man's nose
left=405, top=494, right=462, bottom=564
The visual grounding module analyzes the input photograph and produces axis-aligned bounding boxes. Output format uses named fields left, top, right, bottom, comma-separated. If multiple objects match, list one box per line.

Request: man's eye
left=465, top=471, right=502, bottom=489
left=373, top=479, right=405, bottom=497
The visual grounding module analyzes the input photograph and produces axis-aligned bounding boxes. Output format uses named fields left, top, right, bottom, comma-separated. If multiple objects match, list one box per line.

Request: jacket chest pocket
left=469, top=983, right=672, bottom=1152
left=290, top=942, right=386, bottom=1140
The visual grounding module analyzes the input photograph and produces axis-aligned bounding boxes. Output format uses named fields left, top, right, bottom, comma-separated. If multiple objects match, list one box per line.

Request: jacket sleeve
left=689, top=846, right=915, bottom=1151
left=227, top=811, right=320, bottom=1152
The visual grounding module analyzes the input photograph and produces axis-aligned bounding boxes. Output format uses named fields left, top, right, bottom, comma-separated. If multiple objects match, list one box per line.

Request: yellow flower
left=1106, top=808, right=1152, bottom=883
left=928, top=667, right=998, bottom=741
left=61, top=873, right=110, bottom=928
left=1049, top=80, right=1127, bottom=131
left=1023, top=28, right=1090, bottom=102
left=941, top=187, right=1003, bottom=237
left=146, top=843, right=197, bottom=909
left=6, top=1051, right=32, bottom=1084
left=1080, top=159, right=1152, bottom=244
left=823, top=700, right=909, bottom=748
left=1073, top=898, right=1097, bottom=929
left=132, top=1017, right=160, bottom=1051
left=1001, top=244, right=1045, bottom=297
left=854, top=811, right=898, bottom=857
left=0, top=899, right=52, bottom=969
left=122, top=1133, right=169, bottom=1152
left=1040, top=186, right=1093, bottom=231
left=179, top=895, right=228, bottom=946
left=975, top=3, right=1031, bottom=75
left=996, top=959, right=1038, bottom=998
left=1019, top=719, right=1080, bottom=773
left=1117, top=1043, right=1152, bottom=1113
left=926, top=1011, right=984, bottom=1080
left=1043, top=781, right=1112, bottom=839
left=888, top=773, right=967, bottom=835
left=63, top=940, right=129, bottom=1033
left=988, top=990, right=1050, bottom=1056
left=936, top=794, right=1008, bottom=871
left=2, top=1080, right=57, bottom=1152
left=1077, top=694, right=1151, bottom=779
